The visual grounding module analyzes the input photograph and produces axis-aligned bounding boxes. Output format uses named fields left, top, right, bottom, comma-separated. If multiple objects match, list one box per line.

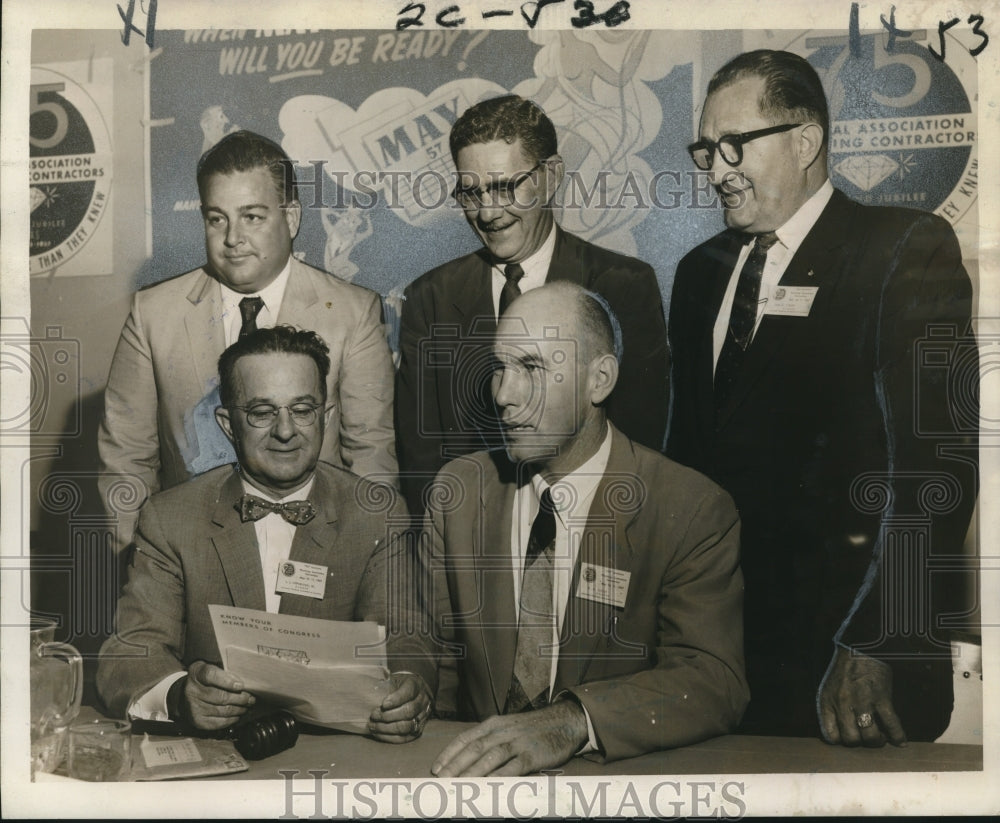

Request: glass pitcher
left=30, top=616, right=83, bottom=779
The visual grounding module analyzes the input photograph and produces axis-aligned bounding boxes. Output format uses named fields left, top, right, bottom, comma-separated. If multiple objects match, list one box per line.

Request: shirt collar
left=770, top=178, right=834, bottom=255
left=240, top=473, right=315, bottom=504
left=494, top=223, right=557, bottom=282
left=220, top=255, right=293, bottom=314
left=530, top=424, right=613, bottom=526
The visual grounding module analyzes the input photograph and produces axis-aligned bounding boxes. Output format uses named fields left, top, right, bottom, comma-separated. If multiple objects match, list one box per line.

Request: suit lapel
left=474, top=459, right=519, bottom=714
left=451, top=251, right=495, bottom=330
left=545, top=226, right=588, bottom=286
left=555, top=427, right=638, bottom=691
left=716, top=191, right=856, bottom=429
left=210, top=469, right=268, bottom=611
left=446, top=253, right=500, bottom=448
left=277, top=257, right=319, bottom=323
left=697, top=233, right=744, bottom=436
left=184, top=271, right=226, bottom=395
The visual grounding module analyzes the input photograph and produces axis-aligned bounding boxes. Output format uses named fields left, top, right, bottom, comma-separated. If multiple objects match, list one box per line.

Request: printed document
left=209, top=605, right=390, bottom=733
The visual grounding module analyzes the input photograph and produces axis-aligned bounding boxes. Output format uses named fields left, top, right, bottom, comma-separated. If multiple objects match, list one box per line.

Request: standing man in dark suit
left=98, top=326, right=409, bottom=731
left=373, top=283, right=746, bottom=774
left=395, top=95, right=670, bottom=517
left=99, top=130, right=397, bottom=554
left=667, top=50, right=978, bottom=745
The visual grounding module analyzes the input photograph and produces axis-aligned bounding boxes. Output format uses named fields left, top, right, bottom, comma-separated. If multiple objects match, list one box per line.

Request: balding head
left=504, top=282, right=621, bottom=359
left=492, top=283, right=620, bottom=480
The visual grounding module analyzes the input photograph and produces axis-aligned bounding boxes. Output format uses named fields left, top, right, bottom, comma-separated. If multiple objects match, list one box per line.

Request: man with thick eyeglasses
left=395, top=94, right=671, bottom=522
left=687, top=122, right=801, bottom=171
left=98, top=326, right=426, bottom=735
left=667, top=50, right=977, bottom=746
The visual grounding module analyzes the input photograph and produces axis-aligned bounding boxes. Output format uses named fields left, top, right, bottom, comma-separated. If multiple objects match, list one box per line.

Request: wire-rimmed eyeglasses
left=687, top=123, right=802, bottom=170
left=230, top=403, right=327, bottom=428
left=452, top=161, right=546, bottom=210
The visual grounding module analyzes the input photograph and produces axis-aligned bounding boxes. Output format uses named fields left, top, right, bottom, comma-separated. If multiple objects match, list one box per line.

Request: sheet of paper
left=209, top=605, right=390, bottom=732
left=130, top=736, right=248, bottom=781
left=224, top=646, right=391, bottom=732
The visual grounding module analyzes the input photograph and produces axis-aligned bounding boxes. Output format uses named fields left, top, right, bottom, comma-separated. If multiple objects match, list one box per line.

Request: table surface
left=73, top=708, right=982, bottom=780
left=215, top=719, right=983, bottom=779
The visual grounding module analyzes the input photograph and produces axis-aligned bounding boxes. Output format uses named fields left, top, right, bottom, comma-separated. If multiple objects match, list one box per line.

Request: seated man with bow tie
left=97, top=325, right=417, bottom=732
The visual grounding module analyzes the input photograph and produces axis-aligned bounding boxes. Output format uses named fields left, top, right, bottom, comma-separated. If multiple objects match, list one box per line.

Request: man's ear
left=215, top=406, right=235, bottom=445
left=284, top=199, right=302, bottom=239
left=588, top=353, right=619, bottom=406
left=797, top=123, right=825, bottom=170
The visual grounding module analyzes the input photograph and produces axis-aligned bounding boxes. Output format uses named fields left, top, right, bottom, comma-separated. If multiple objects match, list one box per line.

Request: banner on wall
left=758, top=27, right=979, bottom=258
left=146, top=26, right=977, bottom=340
left=145, top=28, right=704, bottom=309
left=29, top=59, right=115, bottom=277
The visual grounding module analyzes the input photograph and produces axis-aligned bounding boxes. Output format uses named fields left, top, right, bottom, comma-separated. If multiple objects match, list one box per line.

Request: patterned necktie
left=238, top=296, right=265, bottom=340
left=714, top=231, right=780, bottom=411
left=505, top=488, right=557, bottom=713
left=499, top=263, right=525, bottom=317
left=237, top=494, right=316, bottom=525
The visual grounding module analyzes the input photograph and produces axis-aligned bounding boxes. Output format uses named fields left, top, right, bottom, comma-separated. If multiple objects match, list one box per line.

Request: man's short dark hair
left=449, top=95, right=558, bottom=164
left=218, top=325, right=330, bottom=407
left=708, top=50, right=830, bottom=145
left=197, top=130, right=298, bottom=205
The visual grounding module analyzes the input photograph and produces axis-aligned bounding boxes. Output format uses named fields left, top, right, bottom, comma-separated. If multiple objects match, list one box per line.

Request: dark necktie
left=499, top=263, right=525, bottom=317
left=714, top=231, right=780, bottom=411
left=237, top=494, right=316, bottom=526
left=505, top=488, right=557, bottom=713
left=238, top=296, right=265, bottom=340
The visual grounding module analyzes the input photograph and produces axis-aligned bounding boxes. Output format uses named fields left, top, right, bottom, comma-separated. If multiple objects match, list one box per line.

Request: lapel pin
left=807, top=269, right=815, bottom=277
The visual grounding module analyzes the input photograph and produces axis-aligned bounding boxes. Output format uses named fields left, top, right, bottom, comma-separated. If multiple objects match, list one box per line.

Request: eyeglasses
left=452, top=161, right=546, bottom=210
left=230, top=403, right=326, bottom=428
left=687, top=123, right=802, bottom=170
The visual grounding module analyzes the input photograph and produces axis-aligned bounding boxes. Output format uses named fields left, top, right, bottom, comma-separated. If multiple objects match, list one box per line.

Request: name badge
left=576, top=562, right=630, bottom=609
left=140, top=736, right=202, bottom=768
left=764, top=285, right=818, bottom=317
left=274, top=560, right=328, bottom=600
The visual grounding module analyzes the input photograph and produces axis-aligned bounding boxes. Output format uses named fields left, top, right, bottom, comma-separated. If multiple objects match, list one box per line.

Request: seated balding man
left=373, top=282, right=747, bottom=775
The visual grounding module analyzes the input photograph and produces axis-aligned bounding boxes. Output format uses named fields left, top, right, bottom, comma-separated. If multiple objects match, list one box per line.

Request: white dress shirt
left=509, top=426, right=612, bottom=748
left=220, top=257, right=293, bottom=345
left=712, top=179, right=834, bottom=370
left=243, top=477, right=315, bottom=613
left=490, top=224, right=557, bottom=318
left=128, top=474, right=315, bottom=721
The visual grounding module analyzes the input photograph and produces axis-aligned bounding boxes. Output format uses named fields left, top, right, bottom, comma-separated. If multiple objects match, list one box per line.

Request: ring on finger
left=412, top=717, right=419, bottom=734
left=856, top=711, right=874, bottom=729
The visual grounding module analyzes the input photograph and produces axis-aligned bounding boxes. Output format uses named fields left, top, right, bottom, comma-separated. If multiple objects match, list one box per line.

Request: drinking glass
left=68, top=719, right=132, bottom=782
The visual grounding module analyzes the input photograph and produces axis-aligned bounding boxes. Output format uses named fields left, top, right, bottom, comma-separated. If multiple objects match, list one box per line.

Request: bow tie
left=237, top=494, right=316, bottom=525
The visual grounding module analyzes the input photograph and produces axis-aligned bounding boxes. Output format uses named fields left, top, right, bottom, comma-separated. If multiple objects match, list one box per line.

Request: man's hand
left=431, top=699, right=589, bottom=777
left=179, top=661, right=256, bottom=731
left=368, top=672, right=433, bottom=743
left=818, top=646, right=907, bottom=747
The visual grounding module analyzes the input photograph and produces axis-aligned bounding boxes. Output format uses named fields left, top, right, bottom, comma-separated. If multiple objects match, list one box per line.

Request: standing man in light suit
left=395, top=95, right=670, bottom=519
left=373, top=283, right=746, bottom=774
left=98, top=326, right=411, bottom=730
left=99, top=130, right=396, bottom=552
left=667, top=50, right=978, bottom=745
